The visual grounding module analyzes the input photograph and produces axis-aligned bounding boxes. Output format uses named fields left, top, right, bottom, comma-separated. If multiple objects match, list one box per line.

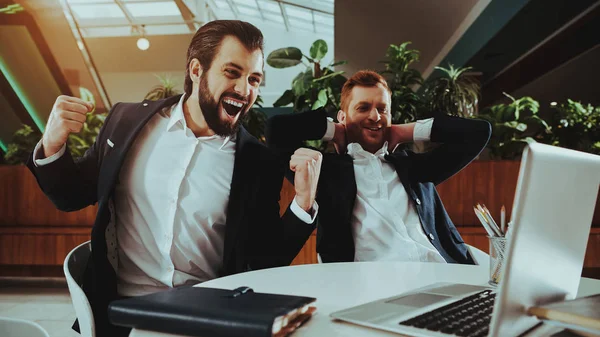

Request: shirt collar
left=166, top=93, right=235, bottom=150
left=347, top=141, right=389, bottom=160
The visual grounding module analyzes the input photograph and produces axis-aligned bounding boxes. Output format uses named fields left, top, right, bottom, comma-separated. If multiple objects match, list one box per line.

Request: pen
left=473, top=207, right=497, bottom=237
left=501, top=206, right=506, bottom=234
left=478, top=204, right=503, bottom=237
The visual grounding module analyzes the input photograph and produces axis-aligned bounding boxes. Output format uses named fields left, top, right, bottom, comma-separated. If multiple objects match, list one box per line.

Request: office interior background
left=0, top=0, right=599, bottom=335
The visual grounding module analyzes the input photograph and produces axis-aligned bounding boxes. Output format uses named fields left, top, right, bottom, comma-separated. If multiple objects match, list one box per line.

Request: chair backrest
left=63, top=240, right=95, bottom=337
left=0, top=317, right=50, bottom=337
left=466, top=244, right=488, bottom=267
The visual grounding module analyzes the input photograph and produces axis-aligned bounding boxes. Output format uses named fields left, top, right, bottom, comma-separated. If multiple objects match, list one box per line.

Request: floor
left=0, top=280, right=79, bottom=337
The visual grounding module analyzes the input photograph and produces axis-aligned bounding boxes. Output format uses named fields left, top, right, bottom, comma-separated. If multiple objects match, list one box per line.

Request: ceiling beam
left=174, top=0, right=197, bottom=33
left=225, top=0, right=239, bottom=19
left=113, top=0, right=136, bottom=26
left=255, top=0, right=266, bottom=20
left=273, top=0, right=332, bottom=15
left=75, top=19, right=203, bottom=29
left=480, top=1, right=600, bottom=106
left=278, top=1, right=289, bottom=31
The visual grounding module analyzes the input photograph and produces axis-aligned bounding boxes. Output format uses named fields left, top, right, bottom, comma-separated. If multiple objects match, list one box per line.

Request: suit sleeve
left=409, top=115, right=491, bottom=185
left=25, top=103, right=121, bottom=212
left=246, top=149, right=316, bottom=270
left=266, top=108, right=329, bottom=183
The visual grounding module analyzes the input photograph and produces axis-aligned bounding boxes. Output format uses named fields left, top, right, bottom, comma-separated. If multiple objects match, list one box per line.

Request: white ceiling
left=65, top=0, right=334, bottom=38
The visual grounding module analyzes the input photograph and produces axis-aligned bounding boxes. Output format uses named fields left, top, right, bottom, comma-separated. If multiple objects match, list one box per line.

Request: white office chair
left=317, top=245, right=489, bottom=265
left=64, top=240, right=95, bottom=337
left=0, top=317, right=50, bottom=337
left=466, top=244, right=488, bottom=266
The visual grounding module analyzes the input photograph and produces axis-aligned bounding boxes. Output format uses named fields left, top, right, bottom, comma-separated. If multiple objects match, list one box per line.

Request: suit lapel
left=222, top=126, right=256, bottom=273
left=98, top=94, right=183, bottom=201
left=386, top=151, right=414, bottom=199
left=323, top=153, right=357, bottom=214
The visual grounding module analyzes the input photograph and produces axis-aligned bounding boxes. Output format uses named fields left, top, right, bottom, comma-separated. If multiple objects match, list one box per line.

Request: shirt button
left=415, top=198, right=421, bottom=205
left=429, top=233, right=435, bottom=241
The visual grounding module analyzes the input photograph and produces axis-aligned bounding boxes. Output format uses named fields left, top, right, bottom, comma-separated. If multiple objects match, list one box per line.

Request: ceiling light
left=550, top=102, right=557, bottom=106
left=137, top=37, right=150, bottom=51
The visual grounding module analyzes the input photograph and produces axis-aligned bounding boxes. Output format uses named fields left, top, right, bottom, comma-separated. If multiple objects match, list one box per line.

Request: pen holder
left=488, top=236, right=507, bottom=286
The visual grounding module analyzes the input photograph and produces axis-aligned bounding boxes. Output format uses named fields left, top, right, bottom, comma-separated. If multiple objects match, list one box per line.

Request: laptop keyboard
left=399, top=290, right=495, bottom=337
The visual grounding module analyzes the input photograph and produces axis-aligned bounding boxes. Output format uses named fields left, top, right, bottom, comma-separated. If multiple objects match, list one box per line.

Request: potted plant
left=379, top=42, right=423, bottom=124
left=267, top=39, right=347, bottom=150
left=547, top=99, right=600, bottom=155
left=421, top=64, right=480, bottom=118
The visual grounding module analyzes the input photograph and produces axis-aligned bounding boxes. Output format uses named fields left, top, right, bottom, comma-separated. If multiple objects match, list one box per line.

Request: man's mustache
left=220, top=92, right=249, bottom=105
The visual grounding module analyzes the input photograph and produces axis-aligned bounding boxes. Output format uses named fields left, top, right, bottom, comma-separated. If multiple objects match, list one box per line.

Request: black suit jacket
left=27, top=95, right=315, bottom=336
left=266, top=109, right=491, bottom=264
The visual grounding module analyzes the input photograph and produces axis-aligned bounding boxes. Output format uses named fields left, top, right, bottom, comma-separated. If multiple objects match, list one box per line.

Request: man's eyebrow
left=224, top=62, right=263, bottom=78
left=224, top=62, right=243, bottom=70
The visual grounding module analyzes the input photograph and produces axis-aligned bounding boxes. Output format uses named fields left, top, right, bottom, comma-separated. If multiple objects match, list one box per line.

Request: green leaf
left=292, top=70, right=312, bottom=96
left=309, top=39, right=328, bottom=61
left=267, top=47, right=303, bottom=68
left=312, top=70, right=345, bottom=82
left=329, top=60, right=348, bottom=67
left=273, top=90, right=295, bottom=107
left=312, top=89, right=328, bottom=110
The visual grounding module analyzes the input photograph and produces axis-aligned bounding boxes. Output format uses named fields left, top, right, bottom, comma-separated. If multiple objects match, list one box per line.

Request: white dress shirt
left=323, top=118, right=446, bottom=263
left=34, top=94, right=315, bottom=296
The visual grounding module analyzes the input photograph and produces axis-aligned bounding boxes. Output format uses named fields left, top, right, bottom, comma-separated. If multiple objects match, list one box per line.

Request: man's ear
left=189, top=58, right=203, bottom=84
left=337, top=109, right=346, bottom=124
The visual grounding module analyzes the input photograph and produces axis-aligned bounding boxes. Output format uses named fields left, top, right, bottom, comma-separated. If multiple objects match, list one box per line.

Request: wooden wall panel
left=286, top=228, right=600, bottom=268
left=291, top=232, right=317, bottom=265
left=0, top=166, right=97, bottom=227
left=0, top=227, right=89, bottom=265
left=1, top=162, right=598, bottom=277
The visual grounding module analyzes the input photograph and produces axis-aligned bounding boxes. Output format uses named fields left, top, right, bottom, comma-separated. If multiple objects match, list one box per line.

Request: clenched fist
left=290, top=148, right=322, bottom=212
left=42, top=95, right=94, bottom=158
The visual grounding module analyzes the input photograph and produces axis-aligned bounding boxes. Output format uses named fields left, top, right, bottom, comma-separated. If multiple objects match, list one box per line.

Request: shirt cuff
left=290, top=196, right=319, bottom=224
left=322, top=117, right=336, bottom=141
left=33, top=141, right=66, bottom=167
left=413, top=118, right=434, bottom=142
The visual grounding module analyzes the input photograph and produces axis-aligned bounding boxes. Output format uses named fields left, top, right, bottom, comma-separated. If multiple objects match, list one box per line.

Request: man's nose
left=234, top=79, right=250, bottom=98
left=368, top=108, right=381, bottom=122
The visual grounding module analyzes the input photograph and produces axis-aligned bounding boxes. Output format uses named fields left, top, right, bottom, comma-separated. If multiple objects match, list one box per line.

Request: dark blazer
left=266, top=109, right=491, bottom=264
left=27, top=94, right=315, bottom=336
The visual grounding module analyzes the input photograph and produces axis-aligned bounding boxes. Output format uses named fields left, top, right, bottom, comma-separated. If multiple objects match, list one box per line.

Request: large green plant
left=144, top=74, right=180, bottom=101
left=3, top=124, right=41, bottom=165
left=267, top=39, right=347, bottom=115
left=422, top=64, right=480, bottom=118
left=380, top=42, right=423, bottom=124
left=3, top=87, right=102, bottom=164
left=476, top=93, right=550, bottom=159
left=547, top=99, right=600, bottom=155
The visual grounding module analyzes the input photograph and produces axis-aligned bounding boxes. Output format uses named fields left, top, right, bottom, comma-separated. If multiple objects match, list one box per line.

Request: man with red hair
left=267, top=70, right=491, bottom=265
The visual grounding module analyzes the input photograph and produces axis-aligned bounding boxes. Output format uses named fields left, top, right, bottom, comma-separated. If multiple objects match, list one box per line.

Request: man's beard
left=197, top=74, right=248, bottom=137
left=345, top=121, right=388, bottom=153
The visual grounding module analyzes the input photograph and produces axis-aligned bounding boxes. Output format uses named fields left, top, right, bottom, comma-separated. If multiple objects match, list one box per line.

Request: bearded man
left=27, top=20, right=320, bottom=336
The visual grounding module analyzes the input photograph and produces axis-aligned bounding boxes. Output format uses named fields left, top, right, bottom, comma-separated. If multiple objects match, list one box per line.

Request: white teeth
left=224, top=99, right=244, bottom=108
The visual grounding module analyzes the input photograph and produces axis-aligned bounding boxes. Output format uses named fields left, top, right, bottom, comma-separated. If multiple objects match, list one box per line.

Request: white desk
left=130, top=262, right=600, bottom=337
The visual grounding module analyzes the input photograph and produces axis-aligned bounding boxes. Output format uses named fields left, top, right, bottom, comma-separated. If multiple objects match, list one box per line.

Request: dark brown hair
left=340, top=70, right=391, bottom=111
left=184, top=20, right=264, bottom=99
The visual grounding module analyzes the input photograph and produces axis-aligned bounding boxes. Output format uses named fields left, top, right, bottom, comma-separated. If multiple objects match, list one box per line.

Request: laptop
left=330, top=143, right=600, bottom=337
